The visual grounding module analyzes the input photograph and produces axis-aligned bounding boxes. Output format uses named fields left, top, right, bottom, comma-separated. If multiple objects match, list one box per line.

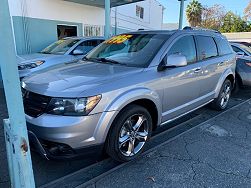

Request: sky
left=159, top=0, right=250, bottom=26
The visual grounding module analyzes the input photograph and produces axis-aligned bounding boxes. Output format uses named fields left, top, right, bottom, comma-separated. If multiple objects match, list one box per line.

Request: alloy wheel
left=118, top=114, right=149, bottom=157
left=220, top=82, right=231, bottom=108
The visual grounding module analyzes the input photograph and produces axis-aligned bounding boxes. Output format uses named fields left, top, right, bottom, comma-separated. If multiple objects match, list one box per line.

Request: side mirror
left=158, top=54, right=187, bottom=71
left=72, top=49, right=84, bottom=55
left=236, top=52, right=245, bottom=56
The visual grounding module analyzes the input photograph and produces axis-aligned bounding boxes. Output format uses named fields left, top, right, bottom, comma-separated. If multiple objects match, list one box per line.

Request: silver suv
left=22, top=28, right=236, bottom=162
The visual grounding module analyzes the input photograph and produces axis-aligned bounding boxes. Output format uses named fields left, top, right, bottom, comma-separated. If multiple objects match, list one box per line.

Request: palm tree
left=186, top=0, right=203, bottom=27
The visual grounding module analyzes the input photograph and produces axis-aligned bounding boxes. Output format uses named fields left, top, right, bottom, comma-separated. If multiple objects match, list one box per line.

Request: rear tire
left=210, top=79, right=232, bottom=111
left=105, top=104, right=152, bottom=162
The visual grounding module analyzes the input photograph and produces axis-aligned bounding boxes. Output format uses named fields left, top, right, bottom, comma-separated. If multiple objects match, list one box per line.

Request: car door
left=161, top=35, right=203, bottom=122
left=195, top=35, right=227, bottom=103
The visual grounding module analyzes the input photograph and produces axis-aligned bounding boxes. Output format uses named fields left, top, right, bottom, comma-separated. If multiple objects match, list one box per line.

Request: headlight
left=18, top=60, right=45, bottom=70
left=46, top=95, right=102, bottom=116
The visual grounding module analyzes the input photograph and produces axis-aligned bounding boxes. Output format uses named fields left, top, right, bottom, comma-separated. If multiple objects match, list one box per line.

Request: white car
left=18, top=37, right=104, bottom=78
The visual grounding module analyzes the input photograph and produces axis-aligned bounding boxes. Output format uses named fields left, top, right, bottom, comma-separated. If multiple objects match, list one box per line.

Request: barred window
left=136, top=5, right=144, bottom=19
left=84, top=25, right=104, bottom=37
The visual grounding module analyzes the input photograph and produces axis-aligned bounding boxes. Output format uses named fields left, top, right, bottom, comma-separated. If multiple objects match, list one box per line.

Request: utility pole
left=178, top=0, right=186, bottom=29
left=0, top=0, right=35, bottom=187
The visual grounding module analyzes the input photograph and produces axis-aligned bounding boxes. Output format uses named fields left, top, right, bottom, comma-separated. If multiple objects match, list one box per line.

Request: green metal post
left=0, top=0, right=35, bottom=187
left=105, top=0, right=111, bottom=39
left=178, top=0, right=185, bottom=29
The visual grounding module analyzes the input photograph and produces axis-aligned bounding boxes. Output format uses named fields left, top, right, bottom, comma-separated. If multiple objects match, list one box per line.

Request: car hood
left=18, top=53, right=64, bottom=65
left=23, top=61, right=144, bottom=97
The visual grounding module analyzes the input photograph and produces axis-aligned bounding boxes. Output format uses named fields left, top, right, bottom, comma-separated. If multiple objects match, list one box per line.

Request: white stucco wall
left=8, top=0, right=105, bottom=26
left=111, top=0, right=164, bottom=31
left=8, top=0, right=164, bottom=32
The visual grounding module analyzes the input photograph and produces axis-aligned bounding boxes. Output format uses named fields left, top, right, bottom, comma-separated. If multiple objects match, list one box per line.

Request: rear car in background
left=230, top=42, right=251, bottom=89
left=18, top=37, right=104, bottom=78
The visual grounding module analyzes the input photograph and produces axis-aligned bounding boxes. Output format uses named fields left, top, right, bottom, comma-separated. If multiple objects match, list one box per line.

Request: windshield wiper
left=83, top=57, right=127, bottom=66
left=95, top=57, right=127, bottom=66
left=40, top=51, right=51, bottom=54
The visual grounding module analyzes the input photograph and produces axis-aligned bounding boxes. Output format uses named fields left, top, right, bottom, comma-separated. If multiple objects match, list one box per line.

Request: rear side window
left=196, top=36, right=218, bottom=60
left=168, top=36, right=197, bottom=64
left=215, top=37, right=233, bottom=55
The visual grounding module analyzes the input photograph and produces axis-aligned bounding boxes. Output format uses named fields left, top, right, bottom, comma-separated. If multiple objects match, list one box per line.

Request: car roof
left=63, top=36, right=105, bottom=40
left=125, top=28, right=223, bottom=38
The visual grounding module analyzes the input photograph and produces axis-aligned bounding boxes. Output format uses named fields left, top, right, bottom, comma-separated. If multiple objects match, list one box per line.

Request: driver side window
left=168, top=36, right=197, bottom=64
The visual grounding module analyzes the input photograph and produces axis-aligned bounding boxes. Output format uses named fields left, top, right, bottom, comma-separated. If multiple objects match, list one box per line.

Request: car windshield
left=239, top=44, right=251, bottom=55
left=85, top=34, right=171, bottom=67
left=41, top=39, right=80, bottom=55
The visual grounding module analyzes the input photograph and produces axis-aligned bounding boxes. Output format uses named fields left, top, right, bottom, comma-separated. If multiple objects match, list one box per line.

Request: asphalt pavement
left=81, top=98, right=251, bottom=188
left=0, top=88, right=251, bottom=188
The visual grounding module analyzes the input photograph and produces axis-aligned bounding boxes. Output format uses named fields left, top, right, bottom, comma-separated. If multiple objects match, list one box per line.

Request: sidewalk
left=82, top=100, right=251, bottom=188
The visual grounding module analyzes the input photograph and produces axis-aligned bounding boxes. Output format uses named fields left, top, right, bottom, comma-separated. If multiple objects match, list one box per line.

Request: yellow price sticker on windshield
left=105, top=35, right=133, bottom=44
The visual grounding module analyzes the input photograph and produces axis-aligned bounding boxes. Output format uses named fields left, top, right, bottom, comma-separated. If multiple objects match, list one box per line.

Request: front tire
left=106, top=104, right=152, bottom=162
left=210, top=79, right=232, bottom=111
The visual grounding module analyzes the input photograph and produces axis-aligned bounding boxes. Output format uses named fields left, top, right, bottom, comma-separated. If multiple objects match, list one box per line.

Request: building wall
left=8, top=0, right=104, bottom=55
left=8, top=0, right=164, bottom=55
left=111, top=0, right=164, bottom=33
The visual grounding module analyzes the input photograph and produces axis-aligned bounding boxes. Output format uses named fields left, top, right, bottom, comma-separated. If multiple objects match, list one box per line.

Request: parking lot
left=1, top=87, right=251, bottom=188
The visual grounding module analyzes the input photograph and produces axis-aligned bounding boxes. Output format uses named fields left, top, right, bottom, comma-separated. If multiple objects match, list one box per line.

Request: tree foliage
left=244, top=0, right=251, bottom=20
left=220, top=11, right=250, bottom=33
left=200, top=4, right=226, bottom=30
left=186, top=0, right=203, bottom=27
left=185, top=1, right=251, bottom=33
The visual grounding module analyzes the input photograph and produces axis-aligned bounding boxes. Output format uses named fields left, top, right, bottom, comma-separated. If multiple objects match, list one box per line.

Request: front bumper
left=28, top=131, right=104, bottom=160
left=26, top=111, right=117, bottom=159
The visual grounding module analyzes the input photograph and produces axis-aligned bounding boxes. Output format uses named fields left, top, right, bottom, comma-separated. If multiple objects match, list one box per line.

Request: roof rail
left=183, top=26, right=221, bottom=34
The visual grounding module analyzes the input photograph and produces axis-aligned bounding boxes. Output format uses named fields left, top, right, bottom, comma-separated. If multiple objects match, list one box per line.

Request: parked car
left=18, top=37, right=104, bottom=78
left=230, top=41, right=251, bottom=48
left=22, top=28, right=236, bottom=162
left=230, top=42, right=251, bottom=88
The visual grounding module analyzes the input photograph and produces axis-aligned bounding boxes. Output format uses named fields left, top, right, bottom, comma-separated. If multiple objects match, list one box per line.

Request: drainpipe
left=178, top=0, right=186, bottom=29
left=105, top=0, right=111, bottom=39
left=0, top=0, right=35, bottom=187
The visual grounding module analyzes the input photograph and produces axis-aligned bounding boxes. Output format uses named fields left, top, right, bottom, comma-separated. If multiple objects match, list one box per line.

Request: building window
left=84, top=25, right=104, bottom=37
left=57, top=25, right=77, bottom=39
left=136, top=5, right=144, bottom=19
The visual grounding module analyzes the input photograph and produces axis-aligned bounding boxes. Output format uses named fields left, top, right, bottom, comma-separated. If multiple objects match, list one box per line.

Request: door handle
left=218, top=62, right=224, bottom=66
left=194, top=67, right=201, bottom=73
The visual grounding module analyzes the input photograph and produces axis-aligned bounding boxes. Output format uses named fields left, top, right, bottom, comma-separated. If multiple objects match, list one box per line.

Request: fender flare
left=93, top=87, right=162, bottom=144
left=214, top=69, right=235, bottom=98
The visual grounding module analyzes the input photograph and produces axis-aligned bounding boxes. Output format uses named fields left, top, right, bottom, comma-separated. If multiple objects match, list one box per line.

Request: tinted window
left=86, top=34, right=171, bottom=68
left=168, top=36, right=196, bottom=64
left=75, top=40, right=100, bottom=54
left=215, top=37, right=233, bottom=55
left=232, top=44, right=251, bottom=55
left=232, top=46, right=245, bottom=54
left=196, top=36, right=218, bottom=60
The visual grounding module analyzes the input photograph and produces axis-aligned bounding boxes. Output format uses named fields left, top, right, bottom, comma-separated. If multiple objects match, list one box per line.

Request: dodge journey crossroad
left=22, top=28, right=236, bottom=162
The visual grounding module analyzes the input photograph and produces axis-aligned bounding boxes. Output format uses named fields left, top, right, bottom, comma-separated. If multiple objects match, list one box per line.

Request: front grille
left=22, top=88, right=51, bottom=117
